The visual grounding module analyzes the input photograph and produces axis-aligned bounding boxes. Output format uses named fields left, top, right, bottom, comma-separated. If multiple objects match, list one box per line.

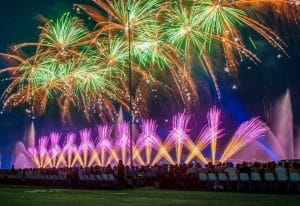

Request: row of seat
left=197, top=171, right=300, bottom=192
left=78, top=172, right=117, bottom=188
left=0, top=173, right=66, bottom=187
left=0, top=172, right=118, bottom=188
left=198, top=171, right=300, bottom=183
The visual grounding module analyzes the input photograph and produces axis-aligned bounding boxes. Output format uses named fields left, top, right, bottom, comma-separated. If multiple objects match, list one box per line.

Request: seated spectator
left=239, top=162, right=251, bottom=174
left=275, top=162, right=287, bottom=174
left=215, top=163, right=223, bottom=173
left=224, top=162, right=237, bottom=174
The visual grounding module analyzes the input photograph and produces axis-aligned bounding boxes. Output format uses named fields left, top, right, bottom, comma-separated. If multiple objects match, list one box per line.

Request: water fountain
left=13, top=107, right=270, bottom=168
left=27, top=121, right=36, bottom=149
left=269, top=89, right=297, bottom=159
left=232, top=89, right=300, bottom=162
left=10, top=121, right=36, bottom=169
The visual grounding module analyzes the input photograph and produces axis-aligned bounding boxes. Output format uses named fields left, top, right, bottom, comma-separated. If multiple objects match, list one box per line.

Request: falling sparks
left=1, top=1, right=298, bottom=122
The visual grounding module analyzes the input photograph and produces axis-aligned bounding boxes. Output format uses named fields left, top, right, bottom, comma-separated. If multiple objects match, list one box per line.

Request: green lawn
left=0, top=185, right=299, bottom=206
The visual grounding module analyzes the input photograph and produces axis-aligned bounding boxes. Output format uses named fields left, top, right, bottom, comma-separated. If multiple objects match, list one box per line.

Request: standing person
left=117, top=160, right=125, bottom=189
left=11, top=164, right=16, bottom=174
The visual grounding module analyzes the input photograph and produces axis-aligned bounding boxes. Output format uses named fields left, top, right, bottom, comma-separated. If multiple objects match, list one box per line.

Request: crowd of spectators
left=157, top=161, right=300, bottom=193
left=0, top=160, right=157, bottom=189
left=1, top=160, right=300, bottom=193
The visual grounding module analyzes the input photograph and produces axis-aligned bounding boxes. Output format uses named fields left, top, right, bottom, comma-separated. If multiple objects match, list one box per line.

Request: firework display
left=13, top=107, right=268, bottom=168
left=0, top=0, right=298, bottom=122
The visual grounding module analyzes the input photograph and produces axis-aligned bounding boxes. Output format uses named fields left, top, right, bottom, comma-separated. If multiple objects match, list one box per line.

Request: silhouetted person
left=117, top=160, right=125, bottom=189
left=11, top=164, right=16, bottom=174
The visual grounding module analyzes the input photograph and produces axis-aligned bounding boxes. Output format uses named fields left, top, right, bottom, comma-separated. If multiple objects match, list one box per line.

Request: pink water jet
left=136, top=120, right=162, bottom=165
left=269, top=89, right=297, bottom=159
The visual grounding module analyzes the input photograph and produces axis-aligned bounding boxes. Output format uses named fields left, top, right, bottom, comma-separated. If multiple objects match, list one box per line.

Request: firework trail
left=1, top=0, right=298, bottom=122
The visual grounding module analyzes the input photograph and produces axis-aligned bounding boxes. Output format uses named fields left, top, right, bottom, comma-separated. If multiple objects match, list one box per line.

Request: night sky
left=0, top=0, right=299, bottom=168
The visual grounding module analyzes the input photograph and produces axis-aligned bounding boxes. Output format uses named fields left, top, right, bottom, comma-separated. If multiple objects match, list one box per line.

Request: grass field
left=0, top=185, right=299, bottom=206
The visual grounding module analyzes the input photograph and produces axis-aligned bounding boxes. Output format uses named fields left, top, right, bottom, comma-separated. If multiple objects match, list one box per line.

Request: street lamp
left=127, top=5, right=133, bottom=166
